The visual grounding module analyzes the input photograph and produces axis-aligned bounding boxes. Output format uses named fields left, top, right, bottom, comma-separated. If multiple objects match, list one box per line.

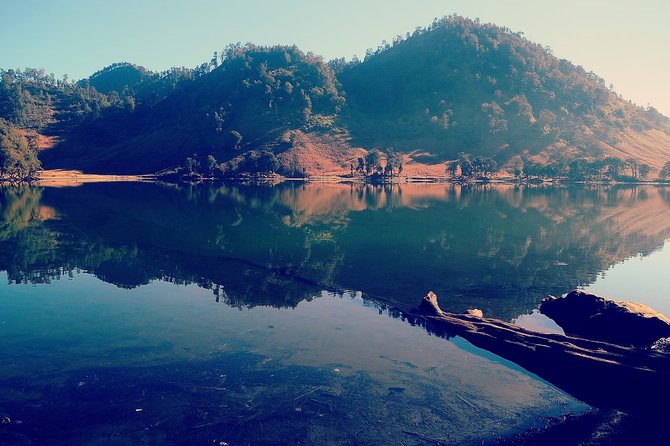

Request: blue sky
left=2, top=0, right=669, bottom=115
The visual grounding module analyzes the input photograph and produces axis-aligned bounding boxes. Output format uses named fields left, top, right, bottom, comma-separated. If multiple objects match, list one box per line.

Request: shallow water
left=585, top=238, right=670, bottom=316
left=1, top=182, right=669, bottom=444
left=0, top=273, right=584, bottom=445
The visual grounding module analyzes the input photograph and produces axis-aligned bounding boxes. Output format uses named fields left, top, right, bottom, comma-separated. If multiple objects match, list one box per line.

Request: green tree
left=356, top=157, right=365, bottom=174
left=524, top=161, right=544, bottom=179
left=472, top=156, right=497, bottom=179
left=481, top=102, right=507, bottom=134
left=384, top=148, right=403, bottom=177
left=446, top=160, right=458, bottom=178
left=539, top=164, right=558, bottom=179
left=252, top=150, right=279, bottom=173
left=625, top=158, right=639, bottom=179
left=638, top=163, right=651, bottom=180
left=601, top=157, right=625, bottom=180
left=458, top=152, right=474, bottom=179
left=503, top=156, right=524, bottom=179
left=364, top=150, right=382, bottom=175
left=447, top=152, right=474, bottom=179
left=659, top=162, right=670, bottom=179
left=0, top=119, right=41, bottom=180
left=566, top=159, right=601, bottom=181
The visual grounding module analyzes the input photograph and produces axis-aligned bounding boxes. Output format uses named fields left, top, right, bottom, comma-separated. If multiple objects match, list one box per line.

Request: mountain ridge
left=2, top=15, right=670, bottom=178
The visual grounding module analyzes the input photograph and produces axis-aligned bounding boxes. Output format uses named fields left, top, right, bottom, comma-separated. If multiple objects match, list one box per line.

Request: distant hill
left=2, top=15, right=670, bottom=176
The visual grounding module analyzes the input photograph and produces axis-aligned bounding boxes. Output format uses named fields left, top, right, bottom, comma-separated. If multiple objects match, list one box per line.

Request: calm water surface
left=1, top=182, right=669, bottom=445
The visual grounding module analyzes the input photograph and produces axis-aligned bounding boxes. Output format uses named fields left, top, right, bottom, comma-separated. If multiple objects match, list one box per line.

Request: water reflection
left=2, top=182, right=670, bottom=319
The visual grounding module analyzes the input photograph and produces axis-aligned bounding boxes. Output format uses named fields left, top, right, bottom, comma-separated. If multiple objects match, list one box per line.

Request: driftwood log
left=408, top=291, right=670, bottom=415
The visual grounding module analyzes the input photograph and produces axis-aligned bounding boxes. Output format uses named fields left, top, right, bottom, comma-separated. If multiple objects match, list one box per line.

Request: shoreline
left=34, top=169, right=156, bottom=187
left=1, top=169, right=669, bottom=187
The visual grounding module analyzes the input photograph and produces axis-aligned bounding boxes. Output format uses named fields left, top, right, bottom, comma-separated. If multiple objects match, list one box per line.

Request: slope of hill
left=2, top=15, right=670, bottom=176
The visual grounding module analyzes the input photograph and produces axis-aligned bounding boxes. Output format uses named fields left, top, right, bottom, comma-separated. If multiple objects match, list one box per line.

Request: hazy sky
left=2, top=0, right=669, bottom=115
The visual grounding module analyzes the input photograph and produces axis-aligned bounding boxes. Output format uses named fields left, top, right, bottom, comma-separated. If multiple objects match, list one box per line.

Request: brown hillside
left=276, top=131, right=363, bottom=176
left=610, top=129, right=670, bottom=171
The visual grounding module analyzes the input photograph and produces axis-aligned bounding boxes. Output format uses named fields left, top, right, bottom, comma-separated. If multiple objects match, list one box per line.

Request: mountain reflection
left=1, top=182, right=670, bottom=319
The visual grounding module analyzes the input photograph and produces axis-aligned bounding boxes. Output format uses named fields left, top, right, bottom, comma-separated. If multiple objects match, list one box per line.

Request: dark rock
left=540, top=290, right=670, bottom=346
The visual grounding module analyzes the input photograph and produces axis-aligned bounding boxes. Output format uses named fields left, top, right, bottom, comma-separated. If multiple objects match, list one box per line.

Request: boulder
left=540, top=290, right=670, bottom=346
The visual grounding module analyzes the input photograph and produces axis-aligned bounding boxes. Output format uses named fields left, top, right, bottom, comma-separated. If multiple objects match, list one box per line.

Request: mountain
left=2, top=15, right=670, bottom=177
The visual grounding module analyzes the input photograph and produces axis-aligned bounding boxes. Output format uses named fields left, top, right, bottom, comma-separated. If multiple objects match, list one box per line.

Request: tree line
left=447, top=152, right=670, bottom=182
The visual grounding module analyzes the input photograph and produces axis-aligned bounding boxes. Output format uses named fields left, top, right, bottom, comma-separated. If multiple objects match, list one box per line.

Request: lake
left=1, top=182, right=669, bottom=445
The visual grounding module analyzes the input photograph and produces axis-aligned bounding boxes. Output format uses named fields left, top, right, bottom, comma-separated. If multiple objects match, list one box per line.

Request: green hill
left=339, top=15, right=670, bottom=168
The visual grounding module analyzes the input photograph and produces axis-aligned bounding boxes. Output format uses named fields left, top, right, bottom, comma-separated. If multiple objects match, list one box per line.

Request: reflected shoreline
left=2, top=182, right=670, bottom=320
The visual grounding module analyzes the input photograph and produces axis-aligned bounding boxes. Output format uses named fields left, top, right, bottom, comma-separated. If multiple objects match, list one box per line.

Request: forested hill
left=2, top=15, right=670, bottom=177
left=338, top=16, right=670, bottom=168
